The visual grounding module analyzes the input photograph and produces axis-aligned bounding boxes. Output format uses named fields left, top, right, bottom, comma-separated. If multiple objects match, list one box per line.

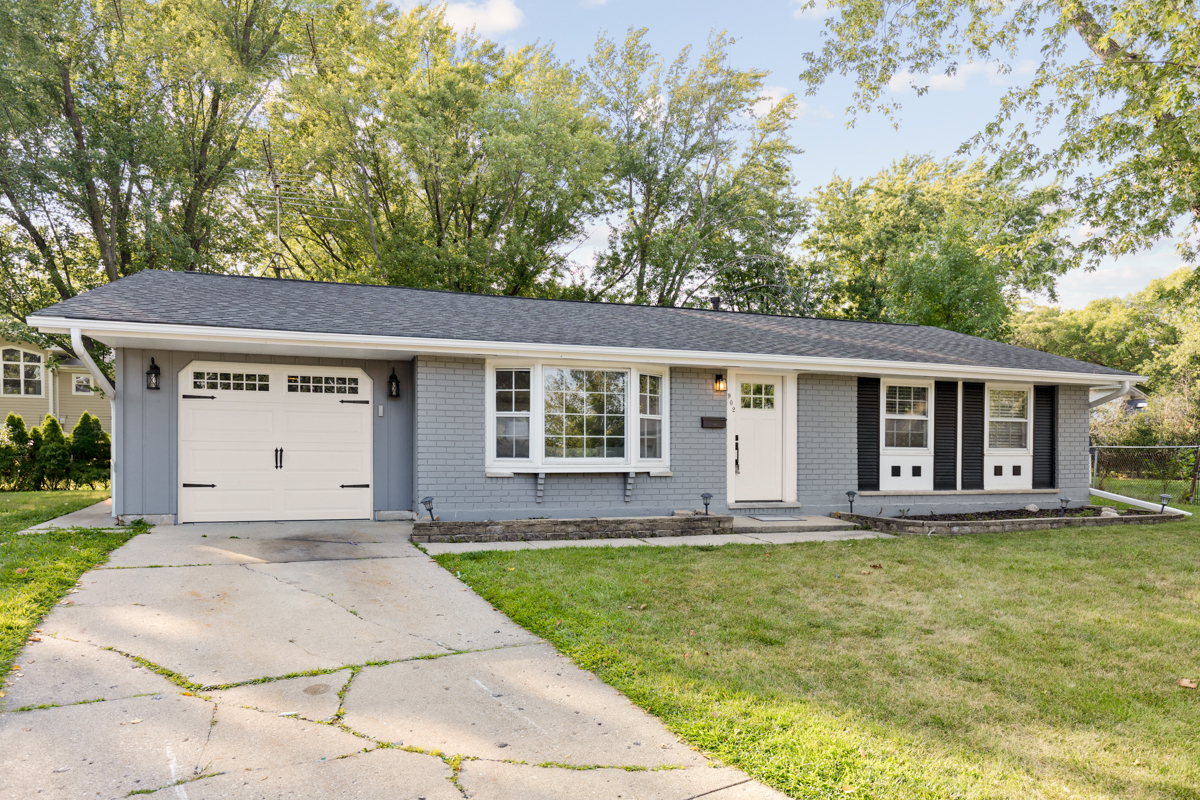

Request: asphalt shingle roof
left=31, top=270, right=1132, bottom=377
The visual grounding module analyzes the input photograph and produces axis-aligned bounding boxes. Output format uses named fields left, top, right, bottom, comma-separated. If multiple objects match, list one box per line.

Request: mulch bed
left=901, top=507, right=1155, bottom=522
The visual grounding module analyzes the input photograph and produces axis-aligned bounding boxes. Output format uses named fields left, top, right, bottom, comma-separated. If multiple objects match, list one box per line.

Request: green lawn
left=1, top=490, right=137, bottom=678
left=439, top=521, right=1200, bottom=800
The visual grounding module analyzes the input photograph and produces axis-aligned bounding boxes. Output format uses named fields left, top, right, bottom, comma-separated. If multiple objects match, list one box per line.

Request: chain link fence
left=1090, top=445, right=1200, bottom=507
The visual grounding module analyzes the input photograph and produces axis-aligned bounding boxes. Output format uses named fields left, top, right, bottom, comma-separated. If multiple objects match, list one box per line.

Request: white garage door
left=178, top=362, right=373, bottom=524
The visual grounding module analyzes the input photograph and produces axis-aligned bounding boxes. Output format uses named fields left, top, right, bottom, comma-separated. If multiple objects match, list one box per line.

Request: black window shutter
left=857, top=377, right=880, bottom=491
left=934, top=381, right=958, bottom=490
left=961, top=382, right=985, bottom=490
left=1033, top=385, right=1057, bottom=489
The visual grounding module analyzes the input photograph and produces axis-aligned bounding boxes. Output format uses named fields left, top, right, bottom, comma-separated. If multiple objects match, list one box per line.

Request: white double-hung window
left=988, top=387, right=1030, bottom=450
left=883, top=384, right=929, bottom=448
left=487, top=362, right=668, bottom=472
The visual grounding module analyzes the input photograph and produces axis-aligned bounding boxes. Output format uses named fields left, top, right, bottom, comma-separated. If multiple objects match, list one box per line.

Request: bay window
left=487, top=362, right=668, bottom=471
left=884, top=384, right=928, bottom=448
left=988, top=388, right=1030, bottom=449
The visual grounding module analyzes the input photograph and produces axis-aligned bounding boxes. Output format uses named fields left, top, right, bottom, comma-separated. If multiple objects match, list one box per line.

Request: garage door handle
left=340, top=483, right=369, bottom=488
left=183, top=394, right=216, bottom=400
left=275, top=447, right=281, bottom=469
left=339, top=400, right=369, bottom=404
left=183, top=483, right=216, bottom=488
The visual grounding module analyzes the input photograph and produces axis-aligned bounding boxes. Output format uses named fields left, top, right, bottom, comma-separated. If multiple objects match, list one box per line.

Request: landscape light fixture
left=846, top=490, right=857, bottom=514
left=713, top=374, right=726, bottom=393
left=1160, top=493, right=1172, bottom=513
left=420, top=496, right=435, bottom=520
left=700, top=492, right=713, bottom=515
left=1059, top=496, right=1071, bottom=517
left=387, top=369, right=401, bottom=399
left=145, top=358, right=161, bottom=391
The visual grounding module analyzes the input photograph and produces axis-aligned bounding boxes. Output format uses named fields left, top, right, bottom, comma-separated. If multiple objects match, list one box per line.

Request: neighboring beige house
left=2, top=338, right=112, bottom=434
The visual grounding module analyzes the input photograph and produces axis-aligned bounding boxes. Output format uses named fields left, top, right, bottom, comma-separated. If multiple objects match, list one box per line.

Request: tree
left=798, top=0, right=1200, bottom=263
left=586, top=28, right=807, bottom=308
left=0, top=0, right=297, bottom=353
left=801, top=156, right=1074, bottom=338
left=264, top=3, right=610, bottom=296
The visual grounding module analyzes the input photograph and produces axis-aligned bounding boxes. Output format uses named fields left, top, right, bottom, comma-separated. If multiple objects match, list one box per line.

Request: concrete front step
left=731, top=515, right=859, bottom=534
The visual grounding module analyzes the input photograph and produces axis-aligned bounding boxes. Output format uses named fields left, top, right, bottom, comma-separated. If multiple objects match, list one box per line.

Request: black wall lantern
left=145, top=358, right=161, bottom=391
left=714, top=374, right=727, bottom=393
left=387, top=369, right=401, bottom=399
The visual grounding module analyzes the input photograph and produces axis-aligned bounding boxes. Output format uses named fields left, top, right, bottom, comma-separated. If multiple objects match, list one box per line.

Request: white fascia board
left=27, top=315, right=1145, bottom=387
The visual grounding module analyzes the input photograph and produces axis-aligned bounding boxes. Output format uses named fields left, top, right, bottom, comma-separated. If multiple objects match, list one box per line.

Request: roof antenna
left=261, top=135, right=286, bottom=279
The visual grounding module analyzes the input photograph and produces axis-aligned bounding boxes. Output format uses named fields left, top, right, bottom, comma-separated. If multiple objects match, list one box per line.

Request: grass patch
left=439, top=521, right=1200, bottom=799
left=1, top=489, right=134, bottom=674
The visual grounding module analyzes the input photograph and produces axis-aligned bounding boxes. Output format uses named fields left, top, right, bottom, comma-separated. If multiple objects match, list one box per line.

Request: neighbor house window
left=884, top=384, right=928, bottom=448
left=639, top=374, right=662, bottom=459
left=2, top=347, right=42, bottom=396
left=988, top=388, right=1029, bottom=449
left=544, top=368, right=626, bottom=459
left=73, top=374, right=95, bottom=395
left=494, top=368, right=531, bottom=458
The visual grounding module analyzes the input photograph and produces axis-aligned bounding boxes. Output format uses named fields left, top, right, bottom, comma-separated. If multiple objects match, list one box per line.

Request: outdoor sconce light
left=387, top=369, right=401, bottom=399
left=1160, top=493, right=1172, bottom=513
left=714, top=374, right=726, bottom=393
left=701, top=492, right=713, bottom=515
left=420, top=496, right=435, bottom=520
left=145, top=358, right=161, bottom=391
left=1059, top=496, right=1071, bottom=517
left=846, top=490, right=857, bottom=514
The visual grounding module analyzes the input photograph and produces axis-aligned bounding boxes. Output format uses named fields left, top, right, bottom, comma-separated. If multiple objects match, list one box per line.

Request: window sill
left=859, top=488, right=1059, bottom=496
left=485, top=465, right=672, bottom=477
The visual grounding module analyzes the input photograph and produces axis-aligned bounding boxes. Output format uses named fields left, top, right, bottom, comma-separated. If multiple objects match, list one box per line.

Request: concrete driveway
left=0, top=520, right=786, bottom=800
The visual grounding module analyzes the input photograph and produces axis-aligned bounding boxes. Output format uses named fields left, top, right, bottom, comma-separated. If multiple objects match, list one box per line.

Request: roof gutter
left=1088, top=380, right=1133, bottom=408
left=70, top=328, right=116, bottom=399
left=32, top=316, right=1143, bottom=387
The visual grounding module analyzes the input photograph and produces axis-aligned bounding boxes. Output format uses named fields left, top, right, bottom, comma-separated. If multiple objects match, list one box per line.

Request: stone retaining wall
left=834, top=507, right=1179, bottom=535
left=411, top=515, right=734, bottom=543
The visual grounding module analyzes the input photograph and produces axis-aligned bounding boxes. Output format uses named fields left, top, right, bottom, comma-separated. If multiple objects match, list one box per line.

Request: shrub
left=0, top=412, right=110, bottom=491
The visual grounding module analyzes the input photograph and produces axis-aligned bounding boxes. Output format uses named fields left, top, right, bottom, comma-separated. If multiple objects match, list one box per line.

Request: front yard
left=440, top=520, right=1200, bottom=800
left=0, top=490, right=135, bottom=675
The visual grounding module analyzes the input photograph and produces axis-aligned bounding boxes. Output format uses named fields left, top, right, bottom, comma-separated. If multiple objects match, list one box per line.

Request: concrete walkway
left=424, top=516, right=887, bottom=555
left=21, top=498, right=118, bottom=532
left=1, top=519, right=789, bottom=800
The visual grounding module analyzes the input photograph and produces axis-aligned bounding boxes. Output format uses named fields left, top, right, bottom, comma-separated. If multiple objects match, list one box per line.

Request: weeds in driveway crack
left=126, top=771, right=223, bottom=797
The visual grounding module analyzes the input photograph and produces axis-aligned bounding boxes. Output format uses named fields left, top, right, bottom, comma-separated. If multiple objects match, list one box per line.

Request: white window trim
left=484, top=359, right=671, bottom=474
left=71, top=372, right=96, bottom=395
left=1, top=345, right=46, bottom=398
left=880, top=379, right=934, bottom=454
left=985, top=382, right=1033, bottom=455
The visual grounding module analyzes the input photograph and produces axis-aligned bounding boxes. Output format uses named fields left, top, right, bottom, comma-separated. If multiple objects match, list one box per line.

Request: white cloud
left=442, top=0, right=524, bottom=35
left=751, top=85, right=793, bottom=118
left=887, top=62, right=1011, bottom=93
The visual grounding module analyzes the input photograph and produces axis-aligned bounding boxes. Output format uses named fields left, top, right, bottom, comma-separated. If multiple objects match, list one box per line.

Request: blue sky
left=435, top=0, right=1188, bottom=309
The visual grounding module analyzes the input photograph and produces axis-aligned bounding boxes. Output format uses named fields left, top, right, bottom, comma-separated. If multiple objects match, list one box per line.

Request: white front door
left=732, top=377, right=784, bottom=502
left=178, top=363, right=373, bottom=523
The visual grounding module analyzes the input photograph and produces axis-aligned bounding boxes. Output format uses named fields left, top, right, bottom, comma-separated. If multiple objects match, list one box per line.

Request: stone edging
left=411, top=515, right=733, bottom=543
left=832, top=507, right=1181, bottom=535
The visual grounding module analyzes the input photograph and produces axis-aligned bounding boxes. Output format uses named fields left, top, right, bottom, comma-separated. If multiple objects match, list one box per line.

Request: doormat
left=748, top=515, right=804, bottom=521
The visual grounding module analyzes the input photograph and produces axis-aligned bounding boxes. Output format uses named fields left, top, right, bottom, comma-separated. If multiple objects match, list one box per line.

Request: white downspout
left=70, top=329, right=118, bottom=519
left=1089, top=380, right=1133, bottom=409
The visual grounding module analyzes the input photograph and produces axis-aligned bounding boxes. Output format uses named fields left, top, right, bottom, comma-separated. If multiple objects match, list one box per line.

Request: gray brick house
left=28, top=270, right=1138, bottom=524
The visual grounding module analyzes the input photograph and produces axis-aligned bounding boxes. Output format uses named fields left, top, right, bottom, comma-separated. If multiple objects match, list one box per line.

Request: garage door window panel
left=288, top=374, right=359, bottom=394
left=193, top=371, right=270, bottom=391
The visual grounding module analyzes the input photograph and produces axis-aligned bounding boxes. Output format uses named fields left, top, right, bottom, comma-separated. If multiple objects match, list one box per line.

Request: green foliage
left=801, top=156, right=1074, bottom=337
left=587, top=28, right=807, bottom=309
left=0, top=412, right=109, bottom=491
left=798, top=0, right=1200, bottom=264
